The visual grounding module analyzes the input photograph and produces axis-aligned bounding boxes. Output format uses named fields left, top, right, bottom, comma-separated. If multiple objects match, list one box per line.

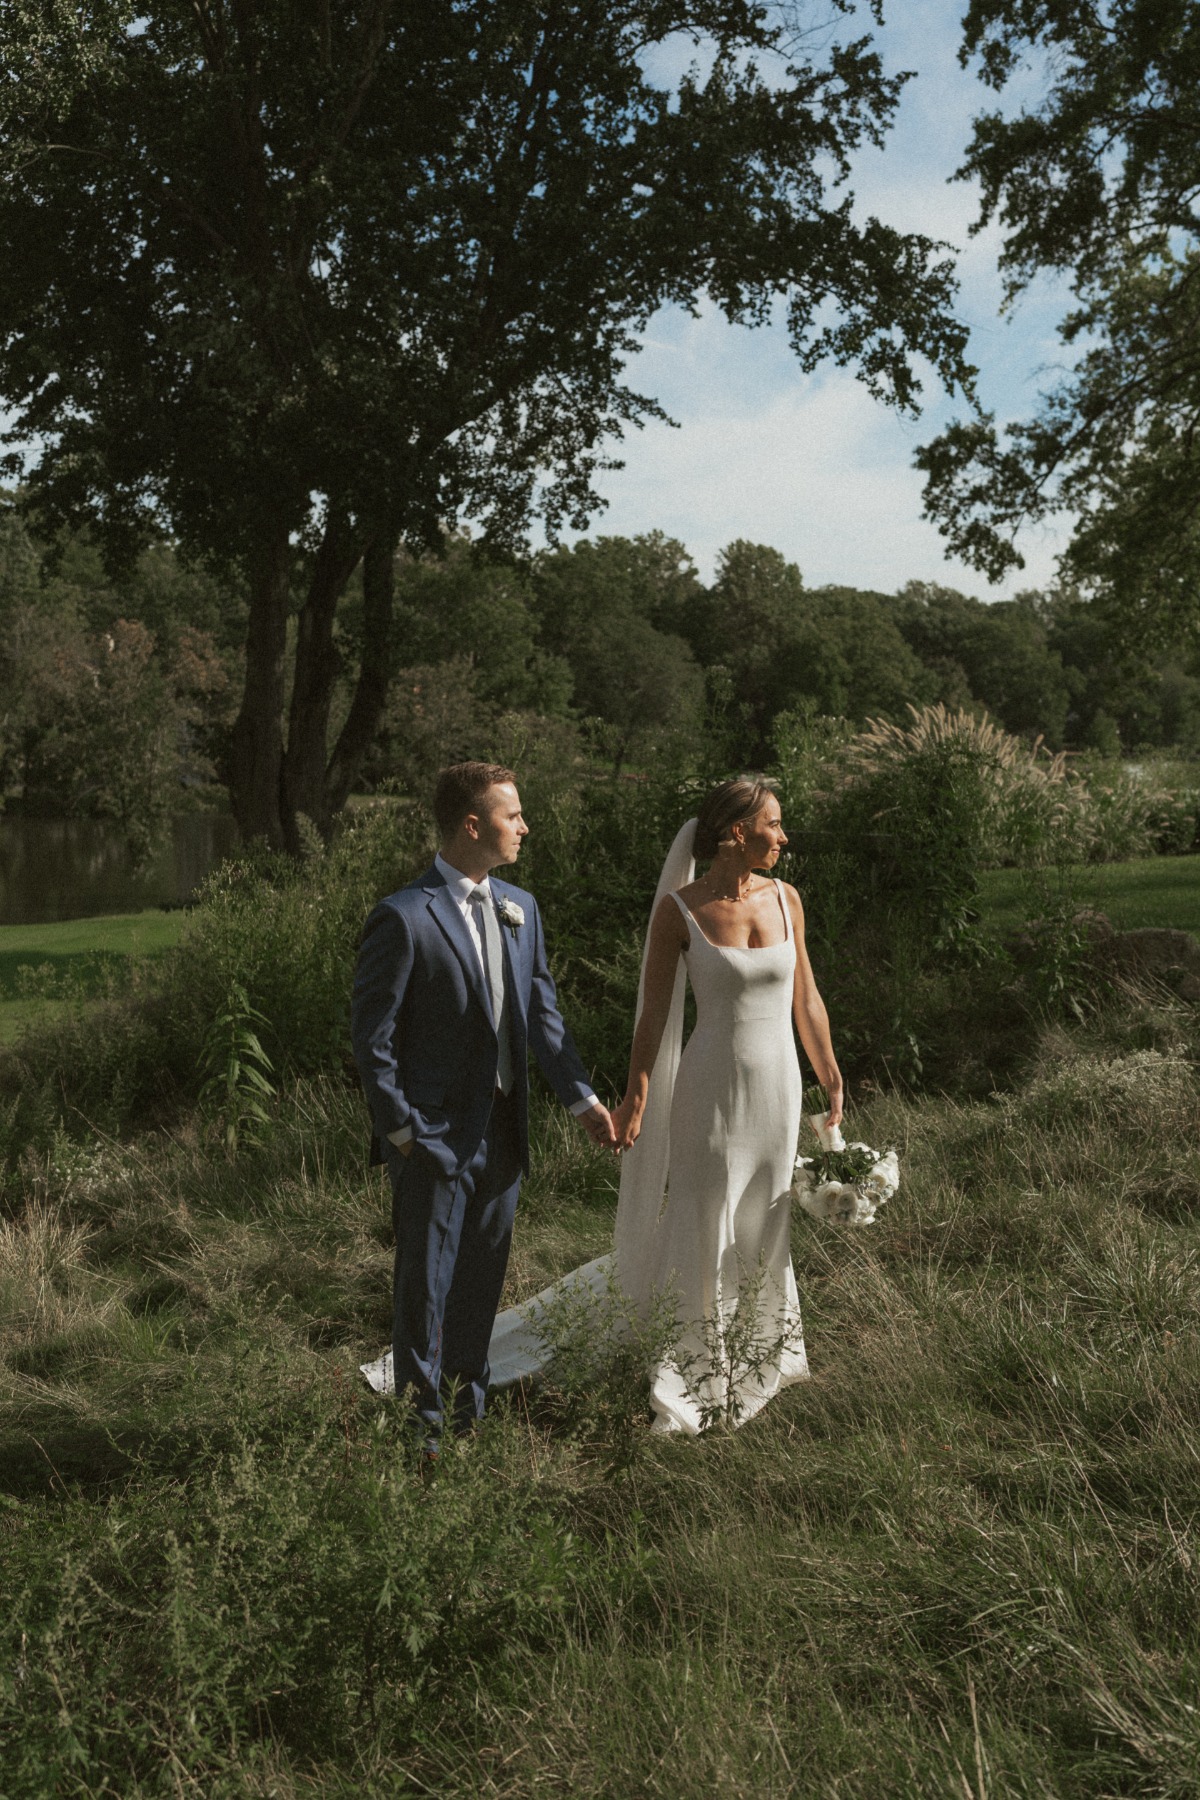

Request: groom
left=351, top=761, right=614, bottom=1446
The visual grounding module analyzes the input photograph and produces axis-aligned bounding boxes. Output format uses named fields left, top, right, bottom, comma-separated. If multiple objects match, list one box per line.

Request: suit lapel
left=496, top=898, right=522, bottom=1007
left=426, top=877, right=492, bottom=1023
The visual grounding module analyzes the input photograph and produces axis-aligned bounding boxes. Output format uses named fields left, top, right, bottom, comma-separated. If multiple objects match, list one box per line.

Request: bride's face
left=739, top=799, right=788, bottom=869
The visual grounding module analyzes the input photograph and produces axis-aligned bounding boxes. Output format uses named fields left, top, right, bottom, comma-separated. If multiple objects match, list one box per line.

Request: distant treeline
left=3, top=503, right=1197, bottom=852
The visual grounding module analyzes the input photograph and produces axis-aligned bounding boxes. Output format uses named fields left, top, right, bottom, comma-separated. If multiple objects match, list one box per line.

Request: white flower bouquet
left=792, top=1111, right=899, bottom=1227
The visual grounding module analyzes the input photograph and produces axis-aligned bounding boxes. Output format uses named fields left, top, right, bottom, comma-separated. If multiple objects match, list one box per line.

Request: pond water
left=0, top=812, right=242, bottom=925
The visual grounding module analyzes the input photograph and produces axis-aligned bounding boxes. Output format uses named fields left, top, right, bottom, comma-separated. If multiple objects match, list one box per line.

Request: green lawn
left=0, top=910, right=185, bottom=1043
left=979, top=852, right=1200, bottom=936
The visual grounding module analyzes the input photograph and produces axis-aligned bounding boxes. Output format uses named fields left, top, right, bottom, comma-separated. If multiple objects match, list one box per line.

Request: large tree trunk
left=228, top=530, right=294, bottom=847
left=279, top=511, right=362, bottom=847
left=322, top=531, right=397, bottom=818
left=229, top=521, right=397, bottom=851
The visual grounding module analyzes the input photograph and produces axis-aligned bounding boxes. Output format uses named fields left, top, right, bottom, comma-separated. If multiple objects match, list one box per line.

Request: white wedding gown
left=632, top=886, right=808, bottom=1430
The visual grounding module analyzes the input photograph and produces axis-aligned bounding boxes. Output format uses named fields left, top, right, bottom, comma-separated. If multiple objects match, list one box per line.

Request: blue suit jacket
left=351, top=863, right=593, bottom=1179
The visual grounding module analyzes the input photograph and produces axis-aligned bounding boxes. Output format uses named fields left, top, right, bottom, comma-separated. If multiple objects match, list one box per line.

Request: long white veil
left=612, top=815, right=697, bottom=1311
left=361, top=815, right=698, bottom=1395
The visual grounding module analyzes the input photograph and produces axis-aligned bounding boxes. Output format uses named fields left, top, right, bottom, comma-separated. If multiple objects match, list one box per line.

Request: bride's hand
left=824, top=1076, right=845, bottom=1130
left=610, top=1095, right=643, bottom=1152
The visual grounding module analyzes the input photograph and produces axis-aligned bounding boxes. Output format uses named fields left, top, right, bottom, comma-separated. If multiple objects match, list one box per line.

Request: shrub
left=774, top=706, right=1132, bottom=1090
left=0, top=803, right=433, bottom=1167
left=165, top=800, right=434, bottom=1079
left=833, top=704, right=1083, bottom=871
left=818, top=705, right=1200, bottom=871
left=0, top=1402, right=584, bottom=1794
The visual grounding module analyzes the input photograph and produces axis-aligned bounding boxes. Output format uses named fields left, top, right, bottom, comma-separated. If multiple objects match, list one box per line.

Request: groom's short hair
left=434, top=761, right=518, bottom=838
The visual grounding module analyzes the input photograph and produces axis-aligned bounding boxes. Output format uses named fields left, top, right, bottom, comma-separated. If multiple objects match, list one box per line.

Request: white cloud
left=562, top=337, right=1069, bottom=596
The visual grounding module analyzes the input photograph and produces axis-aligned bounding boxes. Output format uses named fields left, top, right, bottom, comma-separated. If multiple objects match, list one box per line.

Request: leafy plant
left=198, top=983, right=275, bottom=1154
left=669, top=1260, right=808, bottom=1433
left=520, top=1260, right=682, bottom=1457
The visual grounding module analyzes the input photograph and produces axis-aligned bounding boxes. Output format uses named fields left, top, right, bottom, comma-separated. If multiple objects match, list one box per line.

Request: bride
left=487, top=775, right=844, bottom=1434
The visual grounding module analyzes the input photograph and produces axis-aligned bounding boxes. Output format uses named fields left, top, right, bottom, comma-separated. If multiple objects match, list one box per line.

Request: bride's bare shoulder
left=649, top=890, right=690, bottom=948
left=655, top=888, right=691, bottom=922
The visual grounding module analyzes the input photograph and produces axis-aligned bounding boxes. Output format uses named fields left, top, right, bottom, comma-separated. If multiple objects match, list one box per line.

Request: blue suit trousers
left=388, top=1089, right=522, bottom=1440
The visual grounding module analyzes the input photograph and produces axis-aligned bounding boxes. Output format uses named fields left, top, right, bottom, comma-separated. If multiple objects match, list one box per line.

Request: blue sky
left=548, top=0, right=1076, bottom=598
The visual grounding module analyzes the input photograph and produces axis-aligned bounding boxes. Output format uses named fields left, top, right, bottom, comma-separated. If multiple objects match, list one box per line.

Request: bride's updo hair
left=693, top=776, right=778, bottom=862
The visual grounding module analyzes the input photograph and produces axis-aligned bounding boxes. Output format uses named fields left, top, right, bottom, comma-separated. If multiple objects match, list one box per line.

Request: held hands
left=609, top=1092, right=645, bottom=1153
left=579, top=1101, right=617, bottom=1150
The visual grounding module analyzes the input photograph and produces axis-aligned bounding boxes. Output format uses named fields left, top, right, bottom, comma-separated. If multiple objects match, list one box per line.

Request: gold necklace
left=704, top=874, right=756, bottom=904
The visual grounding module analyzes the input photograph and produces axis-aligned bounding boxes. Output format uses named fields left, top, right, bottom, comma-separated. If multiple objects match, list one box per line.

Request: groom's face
left=473, top=781, right=528, bottom=868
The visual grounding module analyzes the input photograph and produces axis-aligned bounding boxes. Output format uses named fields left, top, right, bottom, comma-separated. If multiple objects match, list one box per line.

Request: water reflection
left=0, top=812, right=242, bottom=924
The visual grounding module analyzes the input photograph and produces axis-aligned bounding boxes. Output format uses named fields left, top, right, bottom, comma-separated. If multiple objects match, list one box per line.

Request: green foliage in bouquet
left=799, top=1143, right=888, bottom=1188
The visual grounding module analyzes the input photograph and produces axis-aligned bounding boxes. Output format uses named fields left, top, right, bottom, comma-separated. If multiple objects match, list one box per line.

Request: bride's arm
left=611, top=895, right=688, bottom=1150
left=784, top=884, right=844, bottom=1128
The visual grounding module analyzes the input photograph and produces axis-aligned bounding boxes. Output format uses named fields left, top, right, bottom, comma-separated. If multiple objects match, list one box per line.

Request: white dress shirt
left=387, top=851, right=598, bottom=1149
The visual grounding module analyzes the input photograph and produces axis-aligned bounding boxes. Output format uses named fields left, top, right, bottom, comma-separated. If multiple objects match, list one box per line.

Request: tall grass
left=4, top=984, right=1200, bottom=1796
left=829, top=705, right=1200, bottom=866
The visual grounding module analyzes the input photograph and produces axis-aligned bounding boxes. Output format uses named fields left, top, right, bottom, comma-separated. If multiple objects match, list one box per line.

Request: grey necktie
left=469, top=884, right=515, bottom=1094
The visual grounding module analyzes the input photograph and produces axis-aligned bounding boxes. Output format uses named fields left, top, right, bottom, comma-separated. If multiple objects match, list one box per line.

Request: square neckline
left=671, top=881, right=791, bottom=952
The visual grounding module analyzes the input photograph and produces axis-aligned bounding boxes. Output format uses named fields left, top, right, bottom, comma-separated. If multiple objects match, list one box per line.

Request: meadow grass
left=979, top=855, right=1200, bottom=937
left=4, top=982, right=1200, bottom=1796
left=0, top=911, right=185, bottom=1044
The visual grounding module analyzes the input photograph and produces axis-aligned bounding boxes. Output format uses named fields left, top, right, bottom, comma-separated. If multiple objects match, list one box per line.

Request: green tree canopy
left=0, top=502, right=230, bottom=852
left=0, top=0, right=133, bottom=132
left=917, top=0, right=1200, bottom=637
left=531, top=536, right=705, bottom=771
left=1, top=0, right=969, bottom=848
left=691, top=540, right=808, bottom=747
left=895, top=582, right=1070, bottom=744
left=691, top=547, right=932, bottom=749
left=1040, top=585, right=1200, bottom=752
left=798, top=586, right=935, bottom=724
left=388, top=539, right=570, bottom=716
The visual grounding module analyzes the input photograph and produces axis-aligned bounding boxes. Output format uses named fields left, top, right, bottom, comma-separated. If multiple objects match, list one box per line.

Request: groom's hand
left=578, top=1102, right=616, bottom=1150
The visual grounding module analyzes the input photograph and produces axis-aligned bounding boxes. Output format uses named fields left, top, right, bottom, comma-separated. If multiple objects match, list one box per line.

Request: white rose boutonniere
left=497, top=897, right=525, bottom=937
